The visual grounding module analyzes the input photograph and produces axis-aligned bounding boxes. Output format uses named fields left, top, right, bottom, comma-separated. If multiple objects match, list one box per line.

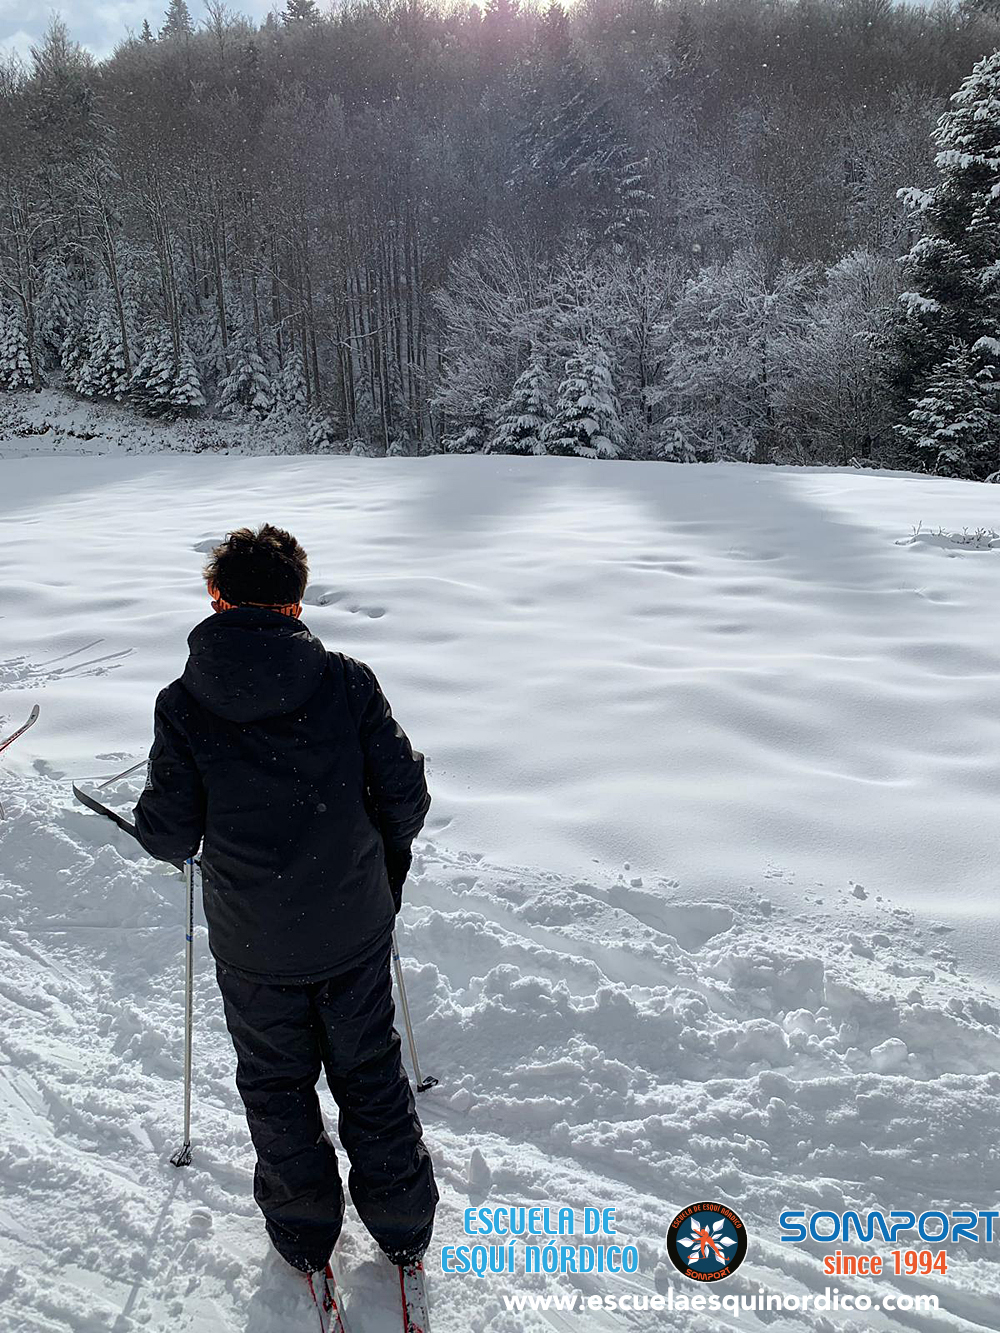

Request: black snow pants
left=216, top=935, right=437, bottom=1272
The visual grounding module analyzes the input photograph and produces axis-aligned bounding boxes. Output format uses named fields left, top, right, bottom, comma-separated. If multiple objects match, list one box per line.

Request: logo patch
left=666, top=1201, right=748, bottom=1282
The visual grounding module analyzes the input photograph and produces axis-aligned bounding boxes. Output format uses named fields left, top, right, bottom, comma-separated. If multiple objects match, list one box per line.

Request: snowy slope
left=2, top=442, right=1000, bottom=1331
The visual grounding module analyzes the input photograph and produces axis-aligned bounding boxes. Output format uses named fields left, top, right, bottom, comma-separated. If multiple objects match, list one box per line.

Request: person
left=133, top=523, right=437, bottom=1276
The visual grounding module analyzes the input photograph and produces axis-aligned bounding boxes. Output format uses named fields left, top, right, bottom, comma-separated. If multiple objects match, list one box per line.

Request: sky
left=0, top=0, right=277, bottom=63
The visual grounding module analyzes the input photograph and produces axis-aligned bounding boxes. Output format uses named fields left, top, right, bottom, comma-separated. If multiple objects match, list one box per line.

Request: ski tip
left=27, top=704, right=40, bottom=722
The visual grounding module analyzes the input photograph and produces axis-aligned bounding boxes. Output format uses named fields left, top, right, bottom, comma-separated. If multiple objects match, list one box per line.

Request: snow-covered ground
left=3, top=404, right=1000, bottom=1331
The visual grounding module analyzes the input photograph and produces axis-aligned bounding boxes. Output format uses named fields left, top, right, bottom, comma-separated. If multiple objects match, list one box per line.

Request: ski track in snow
left=3, top=417, right=1000, bottom=1330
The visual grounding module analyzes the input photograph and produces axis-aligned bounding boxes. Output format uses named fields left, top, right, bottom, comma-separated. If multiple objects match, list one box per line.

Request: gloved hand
left=385, top=844, right=412, bottom=914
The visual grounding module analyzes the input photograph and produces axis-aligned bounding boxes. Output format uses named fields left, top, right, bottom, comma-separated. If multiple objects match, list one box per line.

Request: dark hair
left=204, top=524, right=309, bottom=606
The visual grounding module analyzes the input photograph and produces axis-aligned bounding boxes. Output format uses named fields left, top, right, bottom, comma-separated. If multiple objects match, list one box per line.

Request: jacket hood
left=182, top=607, right=328, bottom=723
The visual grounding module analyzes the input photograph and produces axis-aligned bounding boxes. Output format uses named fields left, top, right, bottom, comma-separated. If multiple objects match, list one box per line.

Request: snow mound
left=898, top=524, right=1000, bottom=552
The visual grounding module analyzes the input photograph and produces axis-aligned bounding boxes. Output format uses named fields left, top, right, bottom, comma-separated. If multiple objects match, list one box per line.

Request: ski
left=398, top=1262, right=430, bottom=1333
left=71, top=782, right=186, bottom=872
left=306, top=1263, right=352, bottom=1333
left=0, top=704, right=39, bottom=756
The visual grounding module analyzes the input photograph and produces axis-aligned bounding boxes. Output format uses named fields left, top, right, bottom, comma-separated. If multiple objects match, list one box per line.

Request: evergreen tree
left=386, top=432, right=414, bottom=456
left=277, top=349, right=308, bottom=411
left=896, top=343, right=1000, bottom=477
left=36, top=259, right=78, bottom=371
left=895, top=50, right=1000, bottom=475
left=0, top=306, right=35, bottom=391
left=131, top=328, right=205, bottom=419
left=76, top=309, right=131, bottom=401
left=481, top=0, right=521, bottom=60
left=28, top=15, right=95, bottom=172
left=484, top=0, right=520, bottom=29
left=216, top=337, right=275, bottom=419
left=543, top=343, right=624, bottom=458
left=140, top=19, right=154, bottom=41
left=283, top=0, right=320, bottom=24
left=61, top=304, right=94, bottom=392
left=539, top=1, right=568, bottom=60
left=171, top=337, right=205, bottom=415
left=161, top=0, right=193, bottom=39
left=605, top=149, right=653, bottom=252
left=307, top=412, right=340, bottom=451
left=192, top=310, right=228, bottom=394
left=514, top=2, right=650, bottom=245
left=673, top=9, right=696, bottom=70
left=487, top=352, right=551, bottom=454
left=128, top=335, right=161, bottom=415
left=443, top=425, right=487, bottom=453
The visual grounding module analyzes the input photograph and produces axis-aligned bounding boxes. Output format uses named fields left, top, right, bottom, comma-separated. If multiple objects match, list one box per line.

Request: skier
left=133, top=523, right=438, bottom=1281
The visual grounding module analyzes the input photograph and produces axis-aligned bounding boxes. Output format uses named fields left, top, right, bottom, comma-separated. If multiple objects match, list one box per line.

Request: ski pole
left=170, top=856, right=196, bottom=1166
left=391, top=931, right=438, bottom=1093
left=97, top=758, right=147, bottom=789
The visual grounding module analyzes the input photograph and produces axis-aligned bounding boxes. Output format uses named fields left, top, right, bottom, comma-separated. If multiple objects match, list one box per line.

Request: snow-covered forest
left=4, top=0, right=1000, bottom=470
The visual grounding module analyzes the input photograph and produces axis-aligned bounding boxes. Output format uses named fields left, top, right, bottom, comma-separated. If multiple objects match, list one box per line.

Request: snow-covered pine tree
left=487, top=352, right=551, bottom=454
left=658, top=426, right=699, bottom=463
left=192, top=310, right=227, bottom=397
left=896, top=342, right=1000, bottom=477
left=894, top=50, right=1000, bottom=476
left=605, top=149, right=653, bottom=252
left=443, top=424, right=487, bottom=453
left=171, top=336, right=205, bottom=415
left=543, top=343, right=624, bottom=458
left=131, top=328, right=205, bottom=418
left=216, top=335, right=275, bottom=419
left=283, top=0, right=320, bottom=24
left=61, top=303, right=94, bottom=392
left=76, top=308, right=131, bottom=400
left=36, top=259, right=78, bottom=371
left=514, top=6, right=650, bottom=246
left=277, top=349, right=308, bottom=412
left=129, top=334, right=165, bottom=415
left=119, top=251, right=148, bottom=353
left=307, top=412, right=340, bottom=451
left=160, top=0, right=193, bottom=39
left=521, top=15, right=615, bottom=190
left=0, top=305, right=35, bottom=390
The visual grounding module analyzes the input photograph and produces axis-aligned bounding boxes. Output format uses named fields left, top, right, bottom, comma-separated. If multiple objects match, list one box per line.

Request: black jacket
left=134, top=607, right=430, bottom=982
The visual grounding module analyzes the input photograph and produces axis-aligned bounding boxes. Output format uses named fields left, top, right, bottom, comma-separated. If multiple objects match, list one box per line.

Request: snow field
left=3, top=444, right=1000, bottom=1329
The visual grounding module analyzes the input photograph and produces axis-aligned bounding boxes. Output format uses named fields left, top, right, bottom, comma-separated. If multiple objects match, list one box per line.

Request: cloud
left=0, top=0, right=278, bottom=62
left=0, top=28, right=35, bottom=62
